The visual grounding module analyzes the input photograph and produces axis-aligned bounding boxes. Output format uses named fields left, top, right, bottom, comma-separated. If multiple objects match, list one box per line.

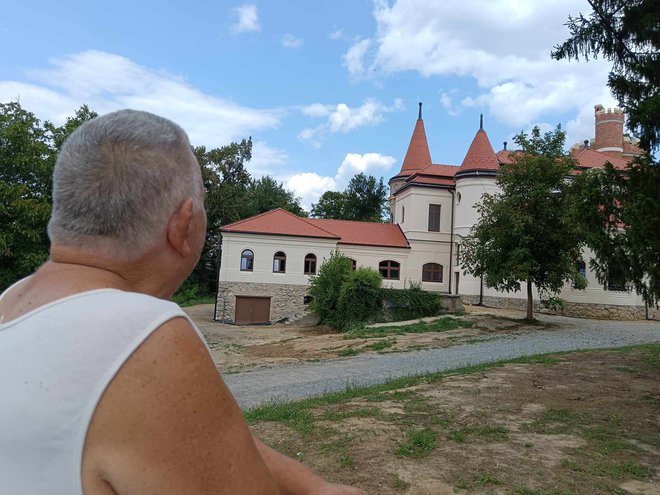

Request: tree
left=191, top=140, right=253, bottom=295
left=0, top=102, right=97, bottom=290
left=308, top=251, right=353, bottom=328
left=244, top=176, right=307, bottom=218
left=310, top=173, right=388, bottom=222
left=552, top=0, right=659, bottom=151
left=571, top=157, right=660, bottom=307
left=460, top=126, right=584, bottom=320
left=310, top=191, right=348, bottom=220
left=553, top=0, right=660, bottom=309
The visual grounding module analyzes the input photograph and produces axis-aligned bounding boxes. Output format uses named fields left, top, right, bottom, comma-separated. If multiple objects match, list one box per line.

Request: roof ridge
left=221, top=207, right=286, bottom=230
left=295, top=214, right=342, bottom=237
left=310, top=218, right=394, bottom=226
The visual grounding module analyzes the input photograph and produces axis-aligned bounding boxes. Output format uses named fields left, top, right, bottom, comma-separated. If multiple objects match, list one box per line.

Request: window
left=379, top=260, right=400, bottom=280
left=402, top=206, right=405, bottom=224
left=422, top=263, right=443, bottom=282
left=273, top=251, right=286, bottom=273
left=573, top=261, right=586, bottom=289
left=606, top=278, right=627, bottom=292
left=428, top=204, right=441, bottom=231
left=304, top=253, right=317, bottom=275
left=240, top=249, right=254, bottom=271
left=347, top=258, right=357, bottom=270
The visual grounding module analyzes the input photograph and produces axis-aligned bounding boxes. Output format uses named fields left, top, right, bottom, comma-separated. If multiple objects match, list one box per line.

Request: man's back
left=0, top=289, right=187, bottom=494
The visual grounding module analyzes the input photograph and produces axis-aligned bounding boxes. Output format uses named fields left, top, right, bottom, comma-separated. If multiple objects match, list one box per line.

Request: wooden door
left=235, top=296, right=271, bottom=324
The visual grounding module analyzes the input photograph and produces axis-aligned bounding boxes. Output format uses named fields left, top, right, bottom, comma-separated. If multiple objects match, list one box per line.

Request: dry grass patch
left=246, top=344, right=659, bottom=494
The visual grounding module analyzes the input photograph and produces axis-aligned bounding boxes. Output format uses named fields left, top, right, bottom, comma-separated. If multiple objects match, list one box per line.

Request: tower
left=388, top=102, right=432, bottom=220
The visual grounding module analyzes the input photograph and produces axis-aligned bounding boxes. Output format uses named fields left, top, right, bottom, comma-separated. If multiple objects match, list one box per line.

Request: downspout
left=448, top=190, right=455, bottom=294
left=213, top=232, right=222, bottom=322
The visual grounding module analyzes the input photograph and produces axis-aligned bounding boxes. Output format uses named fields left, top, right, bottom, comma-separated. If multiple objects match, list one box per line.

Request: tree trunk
left=526, top=279, right=533, bottom=320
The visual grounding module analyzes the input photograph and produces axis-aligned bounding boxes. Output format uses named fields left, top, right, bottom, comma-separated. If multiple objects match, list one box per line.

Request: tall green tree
left=0, top=102, right=97, bottom=290
left=244, top=175, right=307, bottom=217
left=552, top=0, right=659, bottom=151
left=191, top=140, right=253, bottom=294
left=571, top=157, right=659, bottom=306
left=310, top=173, right=388, bottom=222
left=461, top=126, right=583, bottom=320
left=553, top=0, right=659, bottom=309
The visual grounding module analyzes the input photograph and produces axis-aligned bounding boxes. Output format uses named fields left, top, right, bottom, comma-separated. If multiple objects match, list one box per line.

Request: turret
left=593, top=104, right=624, bottom=159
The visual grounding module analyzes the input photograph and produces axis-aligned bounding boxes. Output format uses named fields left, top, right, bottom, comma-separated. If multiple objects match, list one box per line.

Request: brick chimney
left=593, top=104, right=624, bottom=159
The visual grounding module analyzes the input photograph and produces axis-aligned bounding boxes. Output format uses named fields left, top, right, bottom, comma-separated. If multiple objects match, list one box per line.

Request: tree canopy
left=552, top=0, right=659, bottom=151
left=311, top=173, right=388, bottom=222
left=0, top=103, right=305, bottom=297
left=553, top=0, right=659, bottom=309
left=0, top=102, right=97, bottom=290
left=460, top=126, right=584, bottom=320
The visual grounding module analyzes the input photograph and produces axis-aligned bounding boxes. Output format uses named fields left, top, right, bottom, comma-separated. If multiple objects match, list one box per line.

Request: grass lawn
left=246, top=344, right=659, bottom=494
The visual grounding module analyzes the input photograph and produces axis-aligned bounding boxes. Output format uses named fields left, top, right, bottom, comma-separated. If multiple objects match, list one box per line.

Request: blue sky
left=0, top=0, right=617, bottom=208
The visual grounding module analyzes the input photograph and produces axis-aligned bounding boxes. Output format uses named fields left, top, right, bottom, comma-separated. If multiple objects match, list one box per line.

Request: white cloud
left=440, top=92, right=460, bottom=116
left=330, top=28, right=347, bottom=41
left=0, top=51, right=280, bottom=149
left=342, top=38, right=372, bottom=77
left=231, top=4, right=260, bottom=33
left=281, top=33, right=303, bottom=48
left=247, top=141, right=289, bottom=178
left=336, top=152, right=396, bottom=181
left=345, top=0, right=614, bottom=129
left=299, top=98, right=404, bottom=145
left=285, top=173, right=337, bottom=210
left=285, top=151, right=397, bottom=209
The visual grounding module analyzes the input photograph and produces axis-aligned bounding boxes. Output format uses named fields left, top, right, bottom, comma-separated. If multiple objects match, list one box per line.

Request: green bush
left=335, top=267, right=383, bottom=330
left=308, top=251, right=353, bottom=326
left=381, top=284, right=442, bottom=321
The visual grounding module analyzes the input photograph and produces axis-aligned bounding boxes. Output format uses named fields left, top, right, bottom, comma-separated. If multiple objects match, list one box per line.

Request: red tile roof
left=407, top=176, right=455, bottom=187
left=400, top=118, right=432, bottom=174
left=221, top=209, right=339, bottom=239
left=458, top=129, right=499, bottom=173
left=307, top=218, right=410, bottom=248
left=571, top=148, right=629, bottom=170
left=498, top=147, right=631, bottom=171
left=417, top=164, right=459, bottom=177
left=222, top=209, right=410, bottom=248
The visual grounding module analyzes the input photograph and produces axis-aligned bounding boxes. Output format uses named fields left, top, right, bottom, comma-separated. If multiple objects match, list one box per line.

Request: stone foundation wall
left=461, top=295, right=657, bottom=321
left=216, top=282, right=309, bottom=324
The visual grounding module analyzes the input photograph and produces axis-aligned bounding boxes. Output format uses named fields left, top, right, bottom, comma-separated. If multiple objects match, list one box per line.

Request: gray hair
left=48, top=109, right=204, bottom=258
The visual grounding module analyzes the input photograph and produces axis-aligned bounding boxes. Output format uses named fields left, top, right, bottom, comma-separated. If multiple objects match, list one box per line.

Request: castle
left=215, top=104, right=650, bottom=324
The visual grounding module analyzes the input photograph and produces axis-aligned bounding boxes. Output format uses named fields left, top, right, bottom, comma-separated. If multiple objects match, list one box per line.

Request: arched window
left=347, top=258, right=357, bottom=270
left=240, top=249, right=254, bottom=271
left=422, top=263, right=443, bottom=283
left=379, top=260, right=400, bottom=280
left=304, top=253, right=317, bottom=275
left=572, top=260, right=586, bottom=289
left=273, top=251, right=286, bottom=273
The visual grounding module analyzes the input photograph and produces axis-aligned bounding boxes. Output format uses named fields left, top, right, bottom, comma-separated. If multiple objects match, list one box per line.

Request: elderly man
left=0, top=110, right=362, bottom=494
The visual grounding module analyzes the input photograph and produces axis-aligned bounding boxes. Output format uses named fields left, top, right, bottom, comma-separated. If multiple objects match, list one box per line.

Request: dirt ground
left=248, top=346, right=660, bottom=495
left=184, top=304, right=553, bottom=373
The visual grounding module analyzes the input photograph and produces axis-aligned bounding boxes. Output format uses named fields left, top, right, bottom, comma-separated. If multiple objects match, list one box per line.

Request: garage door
left=235, top=296, right=271, bottom=324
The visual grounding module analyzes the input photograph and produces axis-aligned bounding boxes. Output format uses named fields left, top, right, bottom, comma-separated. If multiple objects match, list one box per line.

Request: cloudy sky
left=0, top=0, right=617, bottom=208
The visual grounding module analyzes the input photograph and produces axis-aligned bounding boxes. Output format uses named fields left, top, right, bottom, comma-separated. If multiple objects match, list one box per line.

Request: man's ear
left=167, top=198, right=194, bottom=257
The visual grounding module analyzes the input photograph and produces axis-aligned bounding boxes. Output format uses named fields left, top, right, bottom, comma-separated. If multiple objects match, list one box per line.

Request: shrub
left=335, top=267, right=383, bottom=330
left=381, top=283, right=442, bottom=321
left=308, top=251, right=352, bottom=326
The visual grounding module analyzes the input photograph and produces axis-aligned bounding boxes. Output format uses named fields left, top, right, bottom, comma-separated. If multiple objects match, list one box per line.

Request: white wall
left=454, top=176, right=499, bottom=237
left=396, top=187, right=454, bottom=241
left=220, top=233, right=337, bottom=286
left=338, top=245, right=411, bottom=289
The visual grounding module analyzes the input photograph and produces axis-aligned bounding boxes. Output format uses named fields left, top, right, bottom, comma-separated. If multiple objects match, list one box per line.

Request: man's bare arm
left=253, top=437, right=363, bottom=495
left=82, top=317, right=281, bottom=494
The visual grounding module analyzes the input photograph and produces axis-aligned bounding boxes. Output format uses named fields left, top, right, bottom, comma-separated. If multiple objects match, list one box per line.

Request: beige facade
left=217, top=105, right=653, bottom=322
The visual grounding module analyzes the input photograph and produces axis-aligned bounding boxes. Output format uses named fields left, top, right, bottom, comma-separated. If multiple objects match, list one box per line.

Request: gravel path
left=224, top=315, right=660, bottom=410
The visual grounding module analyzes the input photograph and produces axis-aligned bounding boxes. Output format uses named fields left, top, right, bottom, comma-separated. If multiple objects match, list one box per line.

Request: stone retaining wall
left=461, top=295, right=658, bottom=320
left=216, top=282, right=309, bottom=324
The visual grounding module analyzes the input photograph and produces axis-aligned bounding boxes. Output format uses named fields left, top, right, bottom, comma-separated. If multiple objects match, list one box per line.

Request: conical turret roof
left=457, top=114, right=499, bottom=175
left=399, top=103, right=432, bottom=174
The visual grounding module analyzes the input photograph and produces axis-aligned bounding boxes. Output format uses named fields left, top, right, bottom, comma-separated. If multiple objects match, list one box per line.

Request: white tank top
left=0, top=287, right=200, bottom=494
